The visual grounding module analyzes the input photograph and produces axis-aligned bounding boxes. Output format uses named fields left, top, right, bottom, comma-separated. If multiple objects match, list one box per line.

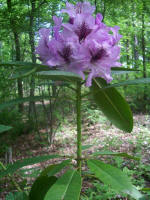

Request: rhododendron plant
left=36, top=1, right=122, bottom=87
left=1, top=2, right=146, bottom=200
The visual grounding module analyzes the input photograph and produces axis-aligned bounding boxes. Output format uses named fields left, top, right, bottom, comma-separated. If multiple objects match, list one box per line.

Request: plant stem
left=0, top=161, right=23, bottom=193
left=76, top=81, right=82, bottom=174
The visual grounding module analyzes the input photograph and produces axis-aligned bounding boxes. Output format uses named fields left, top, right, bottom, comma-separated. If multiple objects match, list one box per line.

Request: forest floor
left=1, top=113, right=150, bottom=199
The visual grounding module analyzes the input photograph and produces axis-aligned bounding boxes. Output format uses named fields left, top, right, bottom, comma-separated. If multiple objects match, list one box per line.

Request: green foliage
left=105, top=77, right=150, bottom=89
left=29, top=160, right=71, bottom=199
left=0, top=109, right=28, bottom=139
left=81, top=180, right=126, bottom=200
left=37, top=70, right=82, bottom=82
left=40, top=160, right=71, bottom=177
left=91, top=78, right=133, bottom=132
left=92, top=150, right=140, bottom=160
left=0, top=96, right=49, bottom=111
left=0, top=124, right=12, bottom=133
left=6, top=192, right=28, bottom=200
left=29, top=176, right=57, bottom=200
left=87, top=159, right=143, bottom=199
left=111, top=67, right=140, bottom=74
left=0, top=154, right=60, bottom=179
left=10, top=66, right=37, bottom=79
left=0, top=62, right=50, bottom=70
left=1, top=0, right=150, bottom=199
left=44, top=169, right=82, bottom=200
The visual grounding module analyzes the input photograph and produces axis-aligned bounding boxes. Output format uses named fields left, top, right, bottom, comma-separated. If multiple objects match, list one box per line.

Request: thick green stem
left=76, top=81, right=82, bottom=174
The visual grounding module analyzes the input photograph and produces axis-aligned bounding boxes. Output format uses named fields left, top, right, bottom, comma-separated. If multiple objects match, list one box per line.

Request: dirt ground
left=1, top=113, right=150, bottom=199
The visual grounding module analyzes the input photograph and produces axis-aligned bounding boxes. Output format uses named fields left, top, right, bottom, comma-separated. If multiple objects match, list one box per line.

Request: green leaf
left=82, top=145, right=94, bottom=150
left=0, top=154, right=60, bottom=179
left=6, top=192, right=28, bottom=200
left=10, top=66, right=36, bottom=79
left=0, top=124, right=12, bottom=133
left=14, top=192, right=28, bottom=200
left=0, top=96, right=49, bottom=111
left=141, top=188, right=150, bottom=191
left=44, top=169, right=82, bottom=200
left=87, top=159, right=143, bottom=200
left=90, top=78, right=133, bottom=132
left=92, top=151, right=140, bottom=160
left=104, top=78, right=150, bottom=89
left=37, top=70, right=82, bottom=82
left=0, top=61, right=50, bottom=71
left=40, top=159, right=70, bottom=177
left=6, top=193, right=15, bottom=200
left=111, top=67, right=140, bottom=74
left=29, top=176, right=57, bottom=200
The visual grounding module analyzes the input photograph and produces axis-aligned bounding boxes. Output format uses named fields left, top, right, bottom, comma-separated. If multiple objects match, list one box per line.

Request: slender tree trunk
left=0, top=41, right=2, bottom=61
left=7, top=0, right=24, bottom=112
left=124, top=38, right=129, bottom=95
left=95, top=0, right=98, bottom=14
left=141, top=0, right=147, bottom=110
left=28, top=0, right=36, bottom=118
left=102, top=0, right=106, bottom=22
left=133, top=35, right=139, bottom=69
left=126, top=39, right=130, bottom=68
left=131, top=1, right=139, bottom=71
left=142, top=1, right=146, bottom=79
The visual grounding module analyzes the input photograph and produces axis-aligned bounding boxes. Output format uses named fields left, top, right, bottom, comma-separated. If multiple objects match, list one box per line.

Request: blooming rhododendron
left=36, top=1, right=122, bottom=87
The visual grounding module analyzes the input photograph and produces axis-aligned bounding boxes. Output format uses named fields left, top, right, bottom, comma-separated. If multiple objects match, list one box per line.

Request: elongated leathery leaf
left=37, top=70, right=82, bottom=82
left=87, top=159, right=143, bottom=200
left=104, top=77, right=150, bottom=89
left=0, top=125, right=12, bottom=133
left=111, top=67, right=140, bottom=75
left=44, top=169, right=82, bottom=200
left=92, top=151, right=140, bottom=160
left=0, top=96, right=49, bottom=111
left=82, top=144, right=94, bottom=150
left=40, top=159, right=70, bottom=177
left=0, top=154, right=60, bottom=179
left=0, top=61, right=50, bottom=71
left=29, top=176, right=57, bottom=200
left=10, top=66, right=37, bottom=79
left=90, top=78, right=133, bottom=132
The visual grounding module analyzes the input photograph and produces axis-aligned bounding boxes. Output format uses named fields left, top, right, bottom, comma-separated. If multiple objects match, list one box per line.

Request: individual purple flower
left=63, top=14, right=97, bottom=43
left=83, top=39, right=121, bottom=87
left=46, top=30, right=87, bottom=79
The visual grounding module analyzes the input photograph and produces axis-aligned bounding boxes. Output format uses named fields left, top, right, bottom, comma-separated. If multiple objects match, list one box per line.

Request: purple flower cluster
left=36, top=2, right=122, bottom=87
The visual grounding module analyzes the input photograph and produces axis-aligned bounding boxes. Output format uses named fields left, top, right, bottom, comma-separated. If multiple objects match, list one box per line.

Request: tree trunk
left=95, top=0, right=98, bottom=14
left=7, top=0, right=24, bottom=112
left=102, top=0, right=106, bottom=22
left=142, top=1, right=146, bottom=79
left=141, top=0, right=147, bottom=110
left=131, top=1, right=139, bottom=71
left=124, top=38, right=129, bottom=95
left=28, top=0, right=36, bottom=118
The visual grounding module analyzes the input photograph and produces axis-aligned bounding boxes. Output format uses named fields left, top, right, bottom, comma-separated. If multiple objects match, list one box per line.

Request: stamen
left=44, top=40, right=49, bottom=49
left=69, top=17, right=74, bottom=24
left=90, top=48, right=107, bottom=63
left=75, top=22, right=92, bottom=42
left=58, top=45, right=72, bottom=63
